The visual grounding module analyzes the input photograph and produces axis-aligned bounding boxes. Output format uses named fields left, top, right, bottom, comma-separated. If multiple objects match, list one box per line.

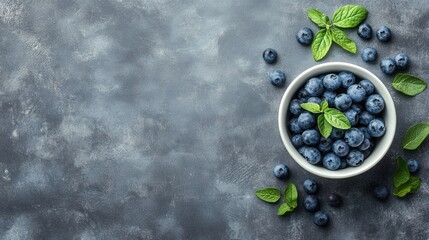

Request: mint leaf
left=323, top=108, right=351, bottom=129
left=331, top=28, right=357, bottom=54
left=307, top=8, right=330, bottom=28
left=393, top=157, right=410, bottom=188
left=402, top=122, right=429, bottom=150
left=284, top=183, right=298, bottom=208
left=409, top=176, right=421, bottom=193
left=332, top=5, right=368, bottom=28
left=277, top=202, right=294, bottom=216
left=300, top=102, right=321, bottom=113
left=318, top=114, right=332, bottom=138
left=392, top=73, right=427, bottom=96
left=320, top=100, right=329, bottom=111
left=393, top=183, right=412, bottom=197
left=255, top=187, right=281, bottom=203
left=311, top=29, right=333, bottom=61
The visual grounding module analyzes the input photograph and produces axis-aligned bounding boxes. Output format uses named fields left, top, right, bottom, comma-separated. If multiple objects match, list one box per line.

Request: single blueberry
left=357, top=23, right=372, bottom=40
left=359, top=111, right=375, bottom=126
left=262, top=48, right=278, bottom=64
left=296, top=27, right=314, bottom=46
left=361, top=47, right=378, bottom=62
left=344, top=128, right=365, bottom=147
left=297, top=88, right=310, bottom=100
left=365, top=94, right=385, bottom=114
left=302, top=129, right=320, bottom=145
left=346, top=150, right=365, bottom=167
left=359, top=80, right=375, bottom=95
left=367, top=119, right=386, bottom=137
left=358, top=138, right=372, bottom=151
left=334, top=93, right=352, bottom=111
left=339, top=159, right=348, bottom=169
left=269, top=70, right=286, bottom=87
left=289, top=118, right=303, bottom=134
left=347, top=84, right=367, bottom=103
left=350, top=103, right=363, bottom=114
left=307, top=97, right=322, bottom=104
left=328, top=193, right=342, bottom=207
left=323, top=73, right=342, bottom=90
left=291, top=134, right=304, bottom=148
left=298, top=112, right=316, bottom=130
left=330, top=128, right=345, bottom=140
left=339, top=71, right=356, bottom=89
left=376, top=26, right=392, bottom=42
left=344, top=109, right=359, bottom=126
left=323, top=152, right=341, bottom=170
left=395, top=53, right=409, bottom=69
left=298, top=146, right=308, bottom=155
left=273, top=164, right=289, bottom=179
left=303, top=179, right=318, bottom=194
left=304, top=195, right=319, bottom=212
left=380, top=57, right=396, bottom=75
left=318, top=137, right=333, bottom=153
left=289, top=99, right=303, bottom=115
left=300, top=146, right=322, bottom=165
left=332, top=140, right=350, bottom=157
left=304, top=77, right=325, bottom=97
left=359, top=126, right=372, bottom=140
left=373, top=185, right=389, bottom=201
left=407, top=159, right=420, bottom=173
left=313, top=211, right=329, bottom=227
left=322, top=90, right=337, bottom=107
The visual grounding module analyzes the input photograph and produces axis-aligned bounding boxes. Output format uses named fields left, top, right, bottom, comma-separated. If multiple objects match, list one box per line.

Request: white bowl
left=278, top=62, right=396, bottom=179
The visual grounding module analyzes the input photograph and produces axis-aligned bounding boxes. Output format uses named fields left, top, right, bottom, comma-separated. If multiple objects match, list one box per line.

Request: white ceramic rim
left=278, top=62, right=397, bottom=179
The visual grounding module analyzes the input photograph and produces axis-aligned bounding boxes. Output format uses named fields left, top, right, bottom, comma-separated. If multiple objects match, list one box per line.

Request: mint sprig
left=256, top=183, right=298, bottom=216
left=393, top=157, right=421, bottom=197
left=307, top=5, right=368, bottom=61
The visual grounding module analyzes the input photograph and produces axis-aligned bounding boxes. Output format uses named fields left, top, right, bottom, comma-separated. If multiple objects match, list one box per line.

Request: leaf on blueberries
left=307, top=8, right=330, bottom=28
left=392, top=73, right=427, bottom=96
left=277, top=202, right=294, bottom=216
left=311, top=29, right=333, bottom=61
left=320, top=100, right=329, bottom=111
left=402, top=122, right=429, bottom=150
left=332, top=5, right=368, bottom=28
left=331, top=28, right=357, bottom=54
left=393, top=157, right=410, bottom=188
left=284, top=183, right=298, bottom=208
left=300, top=102, right=321, bottom=113
left=323, top=108, right=351, bottom=129
left=318, top=114, right=332, bottom=138
left=255, top=187, right=281, bottom=203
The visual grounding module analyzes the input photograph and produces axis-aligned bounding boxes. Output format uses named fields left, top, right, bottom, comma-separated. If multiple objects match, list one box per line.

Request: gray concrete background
left=0, top=0, right=427, bottom=239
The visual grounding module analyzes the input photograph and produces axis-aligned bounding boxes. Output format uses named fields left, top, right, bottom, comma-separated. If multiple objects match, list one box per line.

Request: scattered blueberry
left=304, top=195, right=319, bottom=212
left=380, top=57, right=396, bottom=75
left=323, top=152, right=341, bottom=170
left=303, top=179, right=318, bottom=194
left=365, top=94, right=385, bottom=114
left=344, top=128, right=365, bottom=147
left=357, top=23, right=372, bottom=40
left=269, top=70, right=286, bottom=87
left=323, top=74, right=342, bottom=90
left=289, top=118, right=303, bottom=134
left=334, top=93, right=352, bottom=111
left=358, top=80, right=375, bottom=95
left=407, top=159, right=420, bottom=173
left=318, top=137, right=333, bottom=153
left=376, top=26, right=392, bottom=42
left=262, top=48, right=278, bottom=64
left=332, top=140, right=350, bottom=157
left=361, top=47, right=378, bottom=62
left=296, top=27, right=314, bottom=46
left=298, top=112, right=316, bottom=129
left=273, top=164, right=289, bottom=179
left=367, top=119, right=386, bottom=137
left=322, top=90, right=337, bottom=107
left=289, top=99, right=303, bottom=115
left=346, top=150, right=365, bottom=167
left=373, top=185, right=389, bottom=201
left=299, top=146, right=322, bottom=165
left=302, top=129, right=320, bottom=145
left=394, top=53, right=409, bottom=69
left=313, top=211, right=329, bottom=227
left=339, top=71, right=356, bottom=88
left=292, top=134, right=304, bottom=148
left=330, top=128, right=345, bottom=140
left=304, top=77, right=325, bottom=97
left=328, top=193, right=342, bottom=207
left=347, top=84, right=367, bottom=103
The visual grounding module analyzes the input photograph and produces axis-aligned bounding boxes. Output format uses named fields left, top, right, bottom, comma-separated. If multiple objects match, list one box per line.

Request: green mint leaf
left=311, top=29, right=333, bottom=61
left=409, top=176, right=421, bottom=193
left=393, top=157, right=410, bottom=188
left=277, top=202, right=294, bottom=216
left=393, top=183, right=412, bottom=197
left=392, top=73, right=427, bottom=96
left=284, top=183, right=298, bottom=208
left=402, top=122, right=429, bottom=150
left=255, top=187, right=281, bottom=203
left=307, top=8, right=330, bottom=28
left=318, top=114, right=333, bottom=138
left=300, top=102, right=322, bottom=113
left=332, top=5, right=368, bottom=28
left=323, top=108, right=351, bottom=129
left=331, top=28, right=357, bottom=54
left=320, top=100, right=329, bottom=111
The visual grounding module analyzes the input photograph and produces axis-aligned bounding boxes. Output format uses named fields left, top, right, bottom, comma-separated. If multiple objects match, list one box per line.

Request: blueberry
left=300, top=146, right=321, bottom=165
left=339, top=71, right=356, bottom=89
left=358, top=80, right=375, bottom=95
left=273, top=164, right=289, bottom=179
left=296, top=27, right=314, bottom=46
left=303, top=179, right=318, bottom=194
left=359, top=127, right=372, bottom=140
left=347, top=84, right=367, bottom=103
left=407, top=159, right=420, bottom=173
left=394, top=53, right=409, bottom=69
left=318, top=137, right=333, bottom=153
left=373, top=185, right=389, bottom=201
left=330, top=128, right=345, bottom=140
left=357, top=23, right=372, bottom=40
left=322, top=90, right=337, bottom=107
left=367, top=119, right=386, bottom=137
left=313, top=211, right=329, bottom=227
left=289, top=118, right=303, bottom=134
left=359, top=111, right=375, bottom=126
left=344, top=109, right=359, bottom=126
left=302, top=129, right=320, bottom=145
left=380, top=57, right=396, bottom=75
left=346, top=150, right=365, bottom=167
left=291, top=134, right=304, bottom=148
left=376, top=26, right=392, bottom=42
left=332, top=140, right=350, bottom=157
left=289, top=99, right=303, bottom=115
left=323, top=152, right=341, bottom=170
left=350, top=103, right=363, bottom=114
left=297, top=112, right=316, bottom=130
left=304, top=195, right=319, bottom=212
left=362, top=148, right=372, bottom=159
left=307, top=97, right=322, bottom=104
left=365, top=94, right=385, bottom=114
left=262, top=48, right=278, bottom=64
left=269, top=70, right=286, bottom=87
left=339, top=159, right=348, bottom=169
left=297, top=88, right=310, bottom=100
left=334, top=93, right=352, bottom=111
left=298, top=146, right=307, bottom=155
left=358, top=138, right=372, bottom=151
left=323, top=73, right=342, bottom=90
left=328, top=193, right=342, bottom=207
left=304, top=77, right=324, bottom=97
left=361, top=47, right=378, bottom=62
left=344, top=128, right=365, bottom=147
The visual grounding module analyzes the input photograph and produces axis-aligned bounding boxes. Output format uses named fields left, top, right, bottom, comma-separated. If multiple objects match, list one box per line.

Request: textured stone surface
left=0, top=0, right=428, bottom=239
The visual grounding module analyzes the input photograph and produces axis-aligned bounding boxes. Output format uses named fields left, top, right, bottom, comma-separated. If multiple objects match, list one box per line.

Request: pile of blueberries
left=288, top=73, right=386, bottom=170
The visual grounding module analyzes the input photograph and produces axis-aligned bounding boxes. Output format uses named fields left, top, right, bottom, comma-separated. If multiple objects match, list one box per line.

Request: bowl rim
left=278, top=62, right=397, bottom=179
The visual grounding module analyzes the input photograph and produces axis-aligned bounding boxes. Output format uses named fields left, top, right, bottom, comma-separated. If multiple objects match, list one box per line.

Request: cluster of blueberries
left=289, top=72, right=386, bottom=170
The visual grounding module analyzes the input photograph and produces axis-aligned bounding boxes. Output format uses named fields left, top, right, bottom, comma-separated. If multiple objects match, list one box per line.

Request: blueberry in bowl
left=278, top=63, right=396, bottom=179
